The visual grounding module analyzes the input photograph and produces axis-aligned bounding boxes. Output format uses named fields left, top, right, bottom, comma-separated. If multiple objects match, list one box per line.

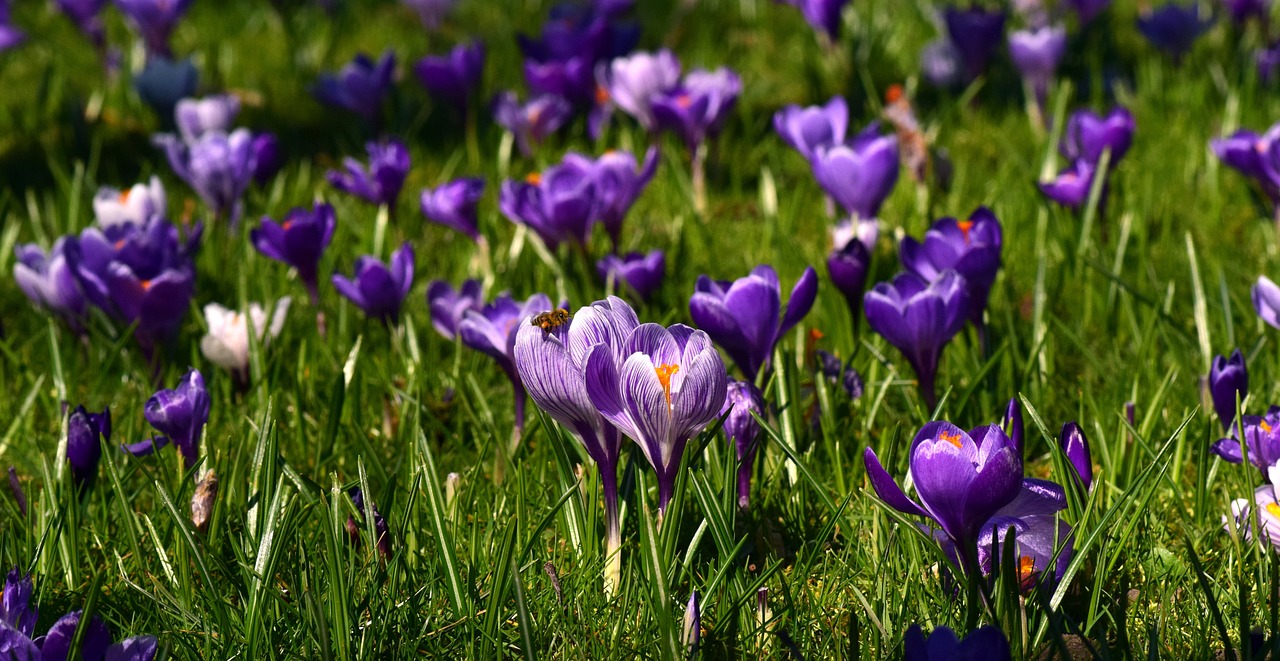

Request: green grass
left=4, top=0, right=1280, bottom=657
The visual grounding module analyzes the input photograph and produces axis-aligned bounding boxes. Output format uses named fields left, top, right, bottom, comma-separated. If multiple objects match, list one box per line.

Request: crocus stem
left=737, top=456, right=753, bottom=510
left=373, top=203, right=389, bottom=257
left=692, top=146, right=707, bottom=216
left=918, top=368, right=938, bottom=412
left=602, top=465, right=622, bottom=596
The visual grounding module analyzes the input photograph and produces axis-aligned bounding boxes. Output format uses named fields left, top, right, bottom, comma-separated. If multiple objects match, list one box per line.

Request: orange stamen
left=809, top=328, right=825, bottom=341
left=676, top=94, right=692, bottom=109
left=938, top=431, right=963, bottom=448
left=113, top=240, right=126, bottom=249
left=282, top=220, right=294, bottom=231
left=885, top=84, right=904, bottom=104
left=957, top=219, right=974, bottom=244
left=655, top=364, right=680, bottom=406
left=1263, top=420, right=1274, bottom=433
left=525, top=172, right=542, bottom=186
left=140, top=279, right=152, bottom=291
left=118, top=189, right=132, bottom=204
left=595, top=85, right=610, bottom=105
left=1017, top=556, right=1037, bottom=589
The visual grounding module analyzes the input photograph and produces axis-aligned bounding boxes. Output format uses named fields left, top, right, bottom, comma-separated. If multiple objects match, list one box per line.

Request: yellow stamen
left=1267, top=502, right=1280, bottom=519
left=938, top=431, right=963, bottom=448
left=655, top=364, right=680, bottom=406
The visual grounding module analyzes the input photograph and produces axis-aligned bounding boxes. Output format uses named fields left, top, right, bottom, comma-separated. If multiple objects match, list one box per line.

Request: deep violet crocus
left=650, top=68, right=742, bottom=154
left=1213, top=128, right=1280, bottom=215
left=598, top=250, right=665, bottom=301
left=492, top=91, right=573, bottom=157
left=251, top=133, right=283, bottom=186
left=722, top=379, right=765, bottom=509
left=115, top=0, right=192, bottom=57
left=1137, top=3, right=1215, bottom=61
left=313, top=51, right=396, bottom=123
left=605, top=49, right=682, bottom=131
left=327, top=140, right=410, bottom=208
left=900, top=207, right=1003, bottom=328
left=863, top=271, right=968, bottom=409
left=127, top=368, right=210, bottom=469
left=596, top=147, right=659, bottom=250
left=1061, top=106, right=1136, bottom=166
left=332, top=242, right=415, bottom=325
left=773, top=96, right=848, bottom=162
left=583, top=320, right=729, bottom=510
left=903, top=624, right=1012, bottom=661
left=1259, top=42, right=1280, bottom=83
left=0, top=569, right=159, bottom=660
left=976, top=479, right=1073, bottom=589
left=460, top=291, right=556, bottom=433
left=153, top=128, right=256, bottom=223
left=346, top=487, right=392, bottom=559
left=252, top=203, right=337, bottom=305
left=1211, top=406, right=1280, bottom=476
left=1254, top=276, right=1280, bottom=328
left=414, top=41, right=485, bottom=110
left=1224, top=0, right=1271, bottom=24
left=1008, top=25, right=1067, bottom=107
left=1038, top=158, right=1101, bottom=210
left=1060, top=421, right=1093, bottom=491
left=93, top=176, right=166, bottom=228
left=13, top=238, right=87, bottom=325
left=499, top=154, right=602, bottom=250
left=67, top=405, right=110, bottom=486
left=421, top=178, right=485, bottom=242
left=1210, top=349, right=1248, bottom=430
left=827, top=233, right=871, bottom=325
left=689, top=265, right=819, bottom=381
left=1067, top=0, right=1111, bottom=23
left=943, top=6, right=1007, bottom=83
left=811, top=122, right=900, bottom=221
left=426, top=279, right=484, bottom=340
left=779, top=0, right=850, bottom=42
left=402, top=0, right=454, bottom=30
left=514, top=296, right=638, bottom=593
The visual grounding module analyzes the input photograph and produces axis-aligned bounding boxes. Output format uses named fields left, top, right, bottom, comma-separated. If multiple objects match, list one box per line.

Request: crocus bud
left=8, top=467, right=27, bottom=516
left=1253, top=276, right=1280, bottom=329
left=722, top=380, right=765, bottom=509
left=1004, top=397, right=1024, bottom=460
left=67, top=405, right=110, bottom=486
left=346, top=487, right=391, bottom=559
left=682, top=591, right=701, bottom=654
left=191, top=470, right=218, bottom=533
left=1209, top=349, right=1248, bottom=430
left=1059, top=421, right=1092, bottom=491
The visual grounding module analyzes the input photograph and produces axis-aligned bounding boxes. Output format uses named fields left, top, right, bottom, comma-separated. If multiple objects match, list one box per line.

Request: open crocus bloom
left=199, top=298, right=291, bottom=378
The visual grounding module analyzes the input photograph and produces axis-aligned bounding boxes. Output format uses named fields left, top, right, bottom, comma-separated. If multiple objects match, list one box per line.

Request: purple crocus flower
left=1061, top=106, right=1136, bottom=166
left=313, top=51, right=396, bottom=123
left=1224, top=0, right=1271, bottom=23
left=328, top=140, right=410, bottom=208
left=863, top=271, right=968, bottom=409
left=133, top=56, right=198, bottom=121
left=1214, top=127, right=1280, bottom=210
left=773, top=96, right=848, bottom=162
left=499, top=154, right=601, bottom=250
left=1008, top=25, right=1067, bottom=105
left=1227, top=463, right=1280, bottom=551
left=903, top=624, right=1011, bottom=660
left=722, top=380, right=765, bottom=509
left=596, top=147, right=659, bottom=250
left=864, top=420, right=1023, bottom=558
left=14, top=238, right=87, bottom=325
left=492, top=91, right=573, bottom=157
left=0, top=571, right=158, bottom=660
left=421, top=178, right=485, bottom=242
left=134, top=368, right=210, bottom=469
left=1, top=568, right=38, bottom=641
left=1210, top=350, right=1248, bottom=430
left=921, top=39, right=962, bottom=88
left=460, top=291, right=556, bottom=432
left=811, top=122, right=900, bottom=221
left=426, top=279, right=484, bottom=340
left=92, top=176, right=166, bottom=228
left=1066, top=0, right=1111, bottom=23
left=598, top=251, right=665, bottom=302
left=56, top=0, right=107, bottom=45
left=943, top=6, right=1007, bottom=83
left=584, top=320, right=728, bottom=509
left=251, top=133, right=282, bottom=186
left=977, top=479, right=1073, bottom=588
left=115, top=0, right=192, bottom=57
left=523, top=54, right=597, bottom=109
left=1254, top=276, right=1280, bottom=328
left=827, top=232, right=871, bottom=324
left=1038, top=159, right=1100, bottom=209
left=402, top=0, right=455, bottom=29
left=1137, top=3, right=1215, bottom=61
left=175, top=94, right=240, bottom=142
left=1060, top=421, right=1093, bottom=491
left=1259, top=42, right=1280, bottom=83
left=346, top=487, right=391, bottom=559
left=1212, top=406, right=1280, bottom=476
left=414, top=41, right=485, bottom=110
left=153, top=128, right=256, bottom=223
left=779, top=0, right=850, bottom=41
left=67, top=405, right=110, bottom=486
left=605, top=49, right=682, bottom=131
left=651, top=68, right=742, bottom=153
left=689, top=265, right=819, bottom=381
left=332, top=242, right=415, bottom=325
left=900, top=207, right=1003, bottom=328
left=252, top=203, right=337, bottom=305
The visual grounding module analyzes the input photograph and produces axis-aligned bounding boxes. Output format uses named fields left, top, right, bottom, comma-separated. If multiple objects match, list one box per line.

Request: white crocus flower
left=200, top=298, right=291, bottom=377
left=93, top=176, right=166, bottom=227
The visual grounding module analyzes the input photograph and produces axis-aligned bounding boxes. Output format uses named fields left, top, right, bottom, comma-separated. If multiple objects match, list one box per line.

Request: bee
left=531, top=308, right=571, bottom=331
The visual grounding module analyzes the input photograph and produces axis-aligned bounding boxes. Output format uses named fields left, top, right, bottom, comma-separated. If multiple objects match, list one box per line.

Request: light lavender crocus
left=1008, top=25, right=1067, bottom=108
left=605, top=49, right=682, bottom=131
left=811, top=122, right=900, bottom=221
left=153, top=128, right=256, bottom=223
left=773, top=96, right=848, bottom=162
left=1257, top=276, right=1280, bottom=328
left=175, top=94, right=240, bottom=142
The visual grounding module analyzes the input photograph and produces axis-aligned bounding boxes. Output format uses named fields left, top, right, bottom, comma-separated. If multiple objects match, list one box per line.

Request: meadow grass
left=3, top=0, right=1280, bottom=657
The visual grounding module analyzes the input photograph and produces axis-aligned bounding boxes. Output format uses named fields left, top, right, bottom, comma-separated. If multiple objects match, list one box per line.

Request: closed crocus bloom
left=199, top=298, right=291, bottom=378
left=864, top=421, right=1023, bottom=552
left=328, top=140, right=411, bottom=208
left=584, top=321, right=729, bottom=509
left=93, top=176, right=166, bottom=227
left=115, top=0, right=193, bottom=57
left=722, top=380, right=765, bottom=509
left=977, top=479, right=1073, bottom=589
left=773, top=96, right=848, bottom=162
left=606, top=49, right=682, bottom=130
left=1137, top=3, right=1215, bottom=60
left=133, top=56, right=198, bottom=121
left=1004, top=396, right=1024, bottom=459
left=689, top=265, right=819, bottom=381
left=414, top=41, right=485, bottom=110
left=1061, top=107, right=1136, bottom=165
left=175, top=94, right=240, bottom=142
left=346, top=487, right=391, bottom=559
left=67, top=405, right=110, bottom=486
left=598, top=251, right=665, bottom=302
left=251, top=203, right=337, bottom=304
left=1038, top=158, right=1099, bottom=209
left=903, top=624, right=1012, bottom=661
left=421, top=178, right=485, bottom=241
left=1259, top=42, right=1280, bottom=83
left=651, top=67, right=742, bottom=153
left=13, top=238, right=87, bottom=324
left=1210, top=349, right=1248, bottom=429
left=138, top=368, right=210, bottom=468
left=426, top=279, right=484, bottom=340
left=499, top=154, right=601, bottom=250
left=460, top=292, right=556, bottom=431
left=811, top=123, right=900, bottom=221
left=250, top=133, right=282, bottom=186
left=313, top=51, right=396, bottom=122
left=492, top=91, right=573, bottom=157
left=943, top=6, right=1006, bottom=82
left=863, top=271, right=968, bottom=409
left=1212, top=406, right=1280, bottom=474
left=1008, top=25, right=1067, bottom=103
left=1254, top=276, right=1280, bottom=328
left=154, top=128, right=256, bottom=223
left=780, top=0, right=850, bottom=41
left=332, top=242, right=415, bottom=325
left=1224, top=0, right=1271, bottom=23
left=827, top=234, right=871, bottom=322
left=595, top=147, right=659, bottom=249
left=1214, top=127, right=1280, bottom=206
left=1059, top=421, right=1093, bottom=491
left=900, top=207, right=1003, bottom=327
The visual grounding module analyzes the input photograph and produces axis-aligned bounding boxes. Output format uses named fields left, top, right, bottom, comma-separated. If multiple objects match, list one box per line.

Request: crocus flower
left=499, top=154, right=601, bottom=250
left=943, top=6, right=1007, bottom=83
left=133, top=56, right=197, bottom=123
left=1066, top=0, right=1111, bottom=23
left=598, top=251, right=665, bottom=302
left=7, top=467, right=26, bottom=516
left=134, top=368, right=210, bottom=469
left=1061, top=106, right=1136, bottom=166
left=903, top=624, right=1011, bottom=661
left=346, top=487, right=391, bottom=559
left=584, top=320, right=729, bottom=509
left=899, top=207, right=1003, bottom=328
left=67, top=405, right=110, bottom=486
left=682, top=591, right=702, bottom=653
left=492, top=91, right=573, bottom=157
left=332, top=242, right=415, bottom=325
left=0, top=570, right=158, bottom=661
left=1038, top=158, right=1100, bottom=210
left=1210, top=349, right=1248, bottom=430
left=402, top=0, right=454, bottom=29
left=1259, top=43, right=1280, bottom=83
left=1212, top=406, right=1280, bottom=475
left=1254, top=276, right=1280, bottom=328
left=827, top=233, right=871, bottom=324
left=313, top=51, right=396, bottom=123
left=523, top=53, right=597, bottom=109
left=605, top=49, right=682, bottom=131
left=1, top=568, right=37, bottom=641
left=251, top=203, right=337, bottom=304
left=116, top=0, right=193, bottom=57
left=1227, top=462, right=1280, bottom=551
left=1008, top=25, right=1067, bottom=105
left=460, top=291, right=556, bottom=432
left=1224, top=0, right=1271, bottom=23
left=689, top=265, right=819, bottom=381
left=421, top=178, right=485, bottom=242
left=13, top=238, right=87, bottom=325
left=154, top=128, right=256, bottom=223
left=773, top=96, right=848, bottom=162
left=722, top=380, right=765, bottom=509
left=651, top=67, right=742, bottom=153
left=921, top=39, right=962, bottom=88
left=1214, top=127, right=1280, bottom=209
left=779, top=0, right=850, bottom=41
left=199, top=298, right=291, bottom=380
left=56, top=0, right=106, bottom=45
left=414, top=41, right=485, bottom=110
left=1137, top=2, right=1215, bottom=61
left=251, top=133, right=282, bottom=186
left=426, top=279, right=484, bottom=340
left=595, top=147, right=659, bottom=250
left=811, top=123, right=900, bottom=221
left=977, top=479, right=1073, bottom=588
left=1004, top=396, right=1024, bottom=458
left=327, top=140, right=410, bottom=208
left=175, top=94, right=240, bottom=142
left=864, top=420, right=1022, bottom=558
left=93, top=176, right=166, bottom=227
left=1060, top=421, right=1093, bottom=491
left=863, top=271, right=968, bottom=409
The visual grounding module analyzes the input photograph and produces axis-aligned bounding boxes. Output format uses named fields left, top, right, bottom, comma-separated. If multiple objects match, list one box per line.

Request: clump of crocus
left=1255, top=276, right=1280, bottom=326
left=328, top=140, right=411, bottom=209
left=125, top=368, right=210, bottom=469
left=598, top=250, right=665, bottom=302
left=332, top=242, right=415, bottom=326
left=314, top=51, right=395, bottom=124
left=1213, top=127, right=1280, bottom=224
left=415, top=41, right=485, bottom=111
left=459, top=291, right=556, bottom=433
left=1212, top=406, right=1280, bottom=477
left=1209, top=349, right=1248, bottom=430
left=0, top=569, right=159, bottom=660
left=863, top=271, right=968, bottom=409
left=116, top=0, right=192, bottom=58
left=252, top=203, right=337, bottom=305
left=346, top=487, right=392, bottom=559
left=492, top=91, right=574, bottom=157
left=93, top=176, right=166, bottom=227
left=421, top=178, right=485, bottom=243
left=1137, top=3, right=1214, bottom=62
left=778, top=0, right=850, bottom=44
left=500, top=153, right=602, bottom=250
left=722, top=380, right=765, bottom=509
left=903, top=624, right=1011, bottom=660
left=689, top=265, right=818, bottom=382
left=67, top=405, right=110, bottom=486
left=1008, top=24, right=1066, bottom=114
left=153, top=128, right=257, bottom=223
left=426, top=279, right=484, bottom=340
left=811, top=122, right=900, bottom=222
left=199, top=298, right=291, bottom=385
left=900, top=207, right=1003, bottom=332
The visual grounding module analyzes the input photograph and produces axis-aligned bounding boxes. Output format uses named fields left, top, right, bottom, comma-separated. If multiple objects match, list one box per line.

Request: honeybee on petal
left=530, top=308, right=571, bottom=331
